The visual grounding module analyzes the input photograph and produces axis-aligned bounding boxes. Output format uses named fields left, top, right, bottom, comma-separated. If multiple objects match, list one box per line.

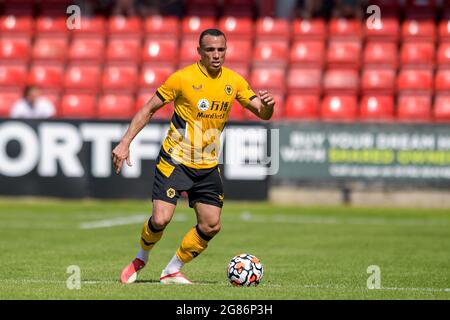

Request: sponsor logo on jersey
left=197, top=99, right=210, bottom=111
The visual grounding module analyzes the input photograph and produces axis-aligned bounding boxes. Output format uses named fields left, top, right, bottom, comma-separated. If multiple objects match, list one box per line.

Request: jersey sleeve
left=235, top=73, right=257, bottom=108
left=155, top=71, right=181, bottom=104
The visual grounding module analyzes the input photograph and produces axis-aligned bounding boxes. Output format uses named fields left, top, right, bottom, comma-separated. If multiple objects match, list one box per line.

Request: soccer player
left=112, top=29, right=275, bottom=284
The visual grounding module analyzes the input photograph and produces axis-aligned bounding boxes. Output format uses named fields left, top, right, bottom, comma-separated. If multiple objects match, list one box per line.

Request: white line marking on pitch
left=1, top=279, right=449, bottom=293
left=79, top=213, right=189, bottom=229
left=78, top=211, right=449, bottom=230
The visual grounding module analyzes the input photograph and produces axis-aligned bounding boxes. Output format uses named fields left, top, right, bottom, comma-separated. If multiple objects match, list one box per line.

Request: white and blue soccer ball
left=227, top=253, right=264, bottom=286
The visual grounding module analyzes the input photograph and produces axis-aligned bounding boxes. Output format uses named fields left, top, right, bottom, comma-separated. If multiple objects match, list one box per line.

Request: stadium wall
left=0, top=119, right=269, bottom=200
left=1, top=119, right=450, bottom=207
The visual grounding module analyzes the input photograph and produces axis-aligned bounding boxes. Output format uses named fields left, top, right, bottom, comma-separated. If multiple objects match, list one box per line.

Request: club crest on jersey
left=197, top=99, right=210, bottom=111
left=225, top=85, right=233, bottom=95
left=166, top=188, right=176, bottom=199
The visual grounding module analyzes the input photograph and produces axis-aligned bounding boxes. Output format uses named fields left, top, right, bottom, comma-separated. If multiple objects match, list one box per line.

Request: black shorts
left=152, top=148, right=224, bottom=208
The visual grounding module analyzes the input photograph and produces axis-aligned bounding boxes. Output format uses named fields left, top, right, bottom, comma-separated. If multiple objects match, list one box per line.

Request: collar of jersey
left=197, top=61, right=222, bottom=79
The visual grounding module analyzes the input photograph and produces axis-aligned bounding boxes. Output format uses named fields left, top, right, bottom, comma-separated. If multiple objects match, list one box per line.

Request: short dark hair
left=23, top=85, right=37, bottom=97
left=199, top=28, right=226, bottom=47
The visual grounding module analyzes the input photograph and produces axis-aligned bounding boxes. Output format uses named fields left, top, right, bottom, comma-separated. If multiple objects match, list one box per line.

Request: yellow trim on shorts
left=156, top=157, right=175, bottom=178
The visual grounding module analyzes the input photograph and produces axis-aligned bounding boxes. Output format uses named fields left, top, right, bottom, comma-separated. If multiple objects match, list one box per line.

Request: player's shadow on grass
left=135, top=279, right=220, bottom=284
left=135, top=279, right=160, bottom=284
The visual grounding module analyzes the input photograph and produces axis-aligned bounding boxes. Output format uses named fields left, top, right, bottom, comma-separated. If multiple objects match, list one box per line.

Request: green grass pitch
left=0, top=198, right=449, bottom=300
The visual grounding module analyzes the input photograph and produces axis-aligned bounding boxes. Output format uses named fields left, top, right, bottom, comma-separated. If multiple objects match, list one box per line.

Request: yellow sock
left=140, top=217, right=164, bottom=250
left=176, top=225, right=212, bottom=263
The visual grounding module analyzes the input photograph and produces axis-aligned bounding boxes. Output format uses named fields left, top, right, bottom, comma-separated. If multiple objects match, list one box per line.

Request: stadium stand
left=0, top=0, right=449, bottom=122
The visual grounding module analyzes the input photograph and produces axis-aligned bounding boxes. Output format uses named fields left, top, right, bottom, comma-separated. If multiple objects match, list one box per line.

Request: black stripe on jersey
left=155, top=90, right=166, bottom=103
left=171, top=111, right=187, bottom=132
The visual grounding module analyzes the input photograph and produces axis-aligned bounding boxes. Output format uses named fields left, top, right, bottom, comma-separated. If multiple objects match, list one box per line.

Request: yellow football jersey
left=156, top=62, right=256, bottom=169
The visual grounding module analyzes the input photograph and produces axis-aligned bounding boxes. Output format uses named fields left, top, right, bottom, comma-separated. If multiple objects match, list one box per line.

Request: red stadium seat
left=363, top=41, right=398, bottom=68
left=106, top=38, right=141, bottom=63
left=269, top=93, right=284, bottom=120
left=397, top=94, right=432, bottom=122
left=71, top=16, right=106, bottom=37
left=27, top=64, right=64, bottom=91
left=328, top=18, right=362, bottom=40
left=0, top=38, right=30, bottom=62
left=292, top=19, right=327, bottom=41
left=438, top=19, right=450, bottom=40
left=252, top=41, right=289, bottom=68
left=226, top=64, right=249, bottom=78
left=40, top=0, right=73, bottom=17
left=136, top=92, right=174, bottom=119
left=241, top=93, right=284, bottom=121
left=405, top=0, right=437, bottom=19
left=284, top=95, right=319, bottom=120
left=217, top=17, right=253, bottom=40
left=0, top=90, right=21, bottom=117
left=0, top=64, right=27, bottom=88
left=435, top=69, right=450, bottom=92
left=321, top=95, right=358, bottom=121
left=437, top=42, right=450, bottom=67
left=397, top=68, right=433, bottom=94
left=181, top=16, right=216, bottom=38
left=323, top=69, right=359, bottom=95
left=143, top=15, right=180, bottom=39
left=60, top=94, right=96, bottom=119
left=250, top=67, right=285, bottom=92
left=32, top=36, right=68, bottom=63
left=35, top=16, right=68, bottom=36
left=433, top=94, right=450, bottom=122
left=3, top=2, right=34, bottom=16
left=40, top=92, right=61, bottom=111
left=102, top=65, right=138, bottom=93
left=222, top=5, right=254, bottom=18
left=228, top=101, right=246, bottom=121
left=255, top=17, right=290, bottom=41
left=185, top=0, right=218, bottom=17
left=142, top=39, right=178, bottom=66
left=286, top=68, right=322, bottom=95
left=361, top=68, right=396, bottom=94
left=400, top=42, right=435, bottom=67
left=139, top=66, right=174, bottom=89
left=186, top=7, right=217, bottom=18
left=108, top=16, right=142, bottom=38
left=289, top=41, right=325, bottom=67
left=179, top=38, right=200, bottom=67
left=364, top=17, right=399, bottom=42
left=402, top=19, right=436, bottom=42
left=405, top=0, right=437, bottom=9
left=64, top=64, right=102, bottom=94
left=69, top=37, right=105, bottom=63
left=327, top=40, right=362, bottom=69
left=97, top=94, right=134, bottom=119
left=0, top=15, right=33, bottom=36
left=225, top=40, right=252, bottom=64
left=359, top=95, right=394, bottom=121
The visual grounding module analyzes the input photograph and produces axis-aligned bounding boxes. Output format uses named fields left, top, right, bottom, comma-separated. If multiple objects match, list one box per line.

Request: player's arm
left=245, top=90, right=275, bottom=120
left=112, top=93, right=165, bottom=174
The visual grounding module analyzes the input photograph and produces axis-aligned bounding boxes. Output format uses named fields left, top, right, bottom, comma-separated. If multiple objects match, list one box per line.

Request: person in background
left=10, top=86, right=56, bottom=119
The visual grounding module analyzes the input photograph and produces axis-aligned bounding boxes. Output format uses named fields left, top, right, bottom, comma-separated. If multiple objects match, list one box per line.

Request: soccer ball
left=227, top=253, right=264, bottom=286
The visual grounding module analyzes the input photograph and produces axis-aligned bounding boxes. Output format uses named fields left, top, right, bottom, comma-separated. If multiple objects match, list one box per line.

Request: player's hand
left=112, top=142, right=132, bottom=174
left=259, top=90, right=275, bottom=108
